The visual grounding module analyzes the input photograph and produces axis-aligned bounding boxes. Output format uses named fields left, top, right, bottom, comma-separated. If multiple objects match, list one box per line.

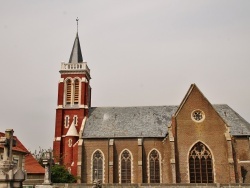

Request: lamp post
left=42, top=151, right=52, bottom=185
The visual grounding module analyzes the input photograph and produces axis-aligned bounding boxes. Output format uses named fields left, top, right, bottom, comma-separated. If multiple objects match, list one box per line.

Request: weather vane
left=76, top=17, right=79, bottom=32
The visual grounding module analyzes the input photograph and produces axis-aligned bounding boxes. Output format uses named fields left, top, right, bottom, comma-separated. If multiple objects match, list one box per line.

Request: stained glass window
left=149, top=150, right=160, bottom=183
left=189, top=142, right=213, bottom=183
left=121, top=150, right=131, bottom=183
left=93, top=150, right=103, bottom=182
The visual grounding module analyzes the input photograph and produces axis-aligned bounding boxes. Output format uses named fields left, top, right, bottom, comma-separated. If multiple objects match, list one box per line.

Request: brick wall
left=174, top=85, right=235, bottom=183
left=81, top=137, right=173, bottom=184
left=53, top=71, right=90, bottom=176
left=232, top=137, right=250, bottom=183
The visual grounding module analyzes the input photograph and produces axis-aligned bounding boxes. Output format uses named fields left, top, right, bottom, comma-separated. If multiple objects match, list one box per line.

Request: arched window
left=74, top=79, right=79, bottom=104
left=149, top=150, right=160, bottom=183
left=189, top=142, right=213, bottom=183
left=66, top=79, right=72, bottom=105
left=121, top=150, right=131, bottom=183
left=93, top=150, right=103, bottom=183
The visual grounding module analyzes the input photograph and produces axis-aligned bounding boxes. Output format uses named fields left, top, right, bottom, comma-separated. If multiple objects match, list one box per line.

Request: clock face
left=191, top=110, right=205, bottom=122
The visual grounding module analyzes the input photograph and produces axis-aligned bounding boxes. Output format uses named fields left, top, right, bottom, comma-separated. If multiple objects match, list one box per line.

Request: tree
left=31, top=147, right=76, bottom=183
left=51, top=164, right=76, bottom=183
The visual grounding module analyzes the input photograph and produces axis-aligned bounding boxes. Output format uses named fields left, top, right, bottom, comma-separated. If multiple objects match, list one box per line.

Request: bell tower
left=53, top=22, right=91, bottom=175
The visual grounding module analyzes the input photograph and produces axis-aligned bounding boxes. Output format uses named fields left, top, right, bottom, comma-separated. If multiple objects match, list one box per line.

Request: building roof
left=83, top=106, right=178, bottom=138
left=0, top=132, right=27, bottom=154
left=0, top=132, right=44, bottom=174
left=214, top=104, right=250, bottom=136
left=69, top=32, right=83, bottom=64
left=83, top=105, right=250, bottom=138
left=24, top=153, right=45, bottom=174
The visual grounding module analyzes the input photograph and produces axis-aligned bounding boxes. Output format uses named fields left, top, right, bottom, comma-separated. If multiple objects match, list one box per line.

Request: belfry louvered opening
left=189, top=142, right=213, bottom=183
left=66, top=80, right=72, bottom=104
left=74, top=79, right=79, bottom=104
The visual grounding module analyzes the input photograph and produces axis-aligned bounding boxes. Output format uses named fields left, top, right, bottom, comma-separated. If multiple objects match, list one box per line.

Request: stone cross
left=0, top=129, right=16, bottom=162
left=0, top=129, right=25, bottom=188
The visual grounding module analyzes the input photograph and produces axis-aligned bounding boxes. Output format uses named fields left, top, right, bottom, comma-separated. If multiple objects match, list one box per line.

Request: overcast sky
left=0, top=0, right=249, bottom=152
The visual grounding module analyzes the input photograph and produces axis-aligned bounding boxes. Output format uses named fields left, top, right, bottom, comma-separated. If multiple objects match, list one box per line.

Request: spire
left=69, top=18, right=83, bottom=64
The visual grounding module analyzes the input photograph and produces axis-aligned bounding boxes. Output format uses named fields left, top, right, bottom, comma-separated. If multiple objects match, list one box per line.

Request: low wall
left=26, top=183, right=250, bottom=188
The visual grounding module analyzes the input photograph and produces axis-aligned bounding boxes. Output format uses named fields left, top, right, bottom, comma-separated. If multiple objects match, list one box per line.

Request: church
left=53, top=31, right=250, bottom=184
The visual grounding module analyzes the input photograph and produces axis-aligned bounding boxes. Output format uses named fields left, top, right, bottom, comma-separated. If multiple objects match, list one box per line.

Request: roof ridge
left=90, top=105, right=179, bottom=109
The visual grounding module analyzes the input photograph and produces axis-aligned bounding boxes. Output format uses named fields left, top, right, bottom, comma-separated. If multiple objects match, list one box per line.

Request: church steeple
left=68, top=32, right=83, bottom=63
left=54, top=20, right=91, bottom=176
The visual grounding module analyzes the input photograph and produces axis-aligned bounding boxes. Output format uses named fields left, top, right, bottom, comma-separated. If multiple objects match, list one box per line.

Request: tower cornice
left=59, top=62, right=91, bottom=79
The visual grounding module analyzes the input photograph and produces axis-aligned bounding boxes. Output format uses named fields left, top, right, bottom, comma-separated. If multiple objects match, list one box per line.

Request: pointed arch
left=119, top=149, right=133, bottom=183
left=92, top=150, right=104, bottom=183
left=189, top=142, right=214, bottom=183
left=148, top=149, right=161, bottom=183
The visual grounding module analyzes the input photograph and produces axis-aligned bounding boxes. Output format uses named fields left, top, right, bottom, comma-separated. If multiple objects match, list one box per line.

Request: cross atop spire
left=76, top=17, right=79, bottom=32
left=69, top=18, right=83, bottom=64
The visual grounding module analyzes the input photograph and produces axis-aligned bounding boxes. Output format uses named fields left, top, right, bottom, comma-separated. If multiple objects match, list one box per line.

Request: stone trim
left=73, top=115, right=78, bottom=126
left=59, top=78, right=64, bottom=83
left=109, top=139, right=114, bottom=146
left=68, top=139, right=72, bottom=147
left=63, top=77, right=82, bottom=107
left=81, top=77, right=89, bottom=83
left=147, top=148, right=162, bottom=183
left=187, top=141, right=216, bottom=183
left=64, top=115, right=70, bottom=128
left=119, top=149, right=133, bottom=183
left=91, top=149, right=105, bottom=183
left=55, top=137, right=61, bottom=141
left=238, top=160, right=250, bottom=163
left=138, top=138, right=142, bottom=146
left=168, top=125, right=176, bottom=183
left=57, top=105, right=63, bottom=109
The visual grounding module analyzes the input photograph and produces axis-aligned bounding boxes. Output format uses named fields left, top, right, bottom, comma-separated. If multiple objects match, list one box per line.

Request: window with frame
left=121, top=150, right=131, bottom=183
left=66, top=79, right=72, bottom=105
left=74, top=79, right=79, bottom=104
left=149, top=150, right=160, bottom=183
left=93, top=150, right=103, bottom=183
left=64, top=116, right=70, bottom=128
left=68, top=139, right=72, bottom=147
left=189, top=142, right=213, bottom=183
left=73, top=115, right=78, bottom=126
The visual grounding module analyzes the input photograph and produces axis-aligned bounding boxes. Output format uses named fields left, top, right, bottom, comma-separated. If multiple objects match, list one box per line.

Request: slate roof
left=83, top=106, right=178, bottom=138
left=214, top=104, right=250, bottom=136
left=69, top=32, right=83, bottom=63
left=83, top=105, right=250, bottom=138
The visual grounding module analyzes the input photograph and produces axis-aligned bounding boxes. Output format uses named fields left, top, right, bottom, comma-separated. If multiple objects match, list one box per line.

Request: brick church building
left=53, top=32, right=250, bottom=184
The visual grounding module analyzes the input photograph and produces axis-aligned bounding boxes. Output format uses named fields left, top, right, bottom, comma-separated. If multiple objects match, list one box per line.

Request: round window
left=191, top=110, right=205, bottom=122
